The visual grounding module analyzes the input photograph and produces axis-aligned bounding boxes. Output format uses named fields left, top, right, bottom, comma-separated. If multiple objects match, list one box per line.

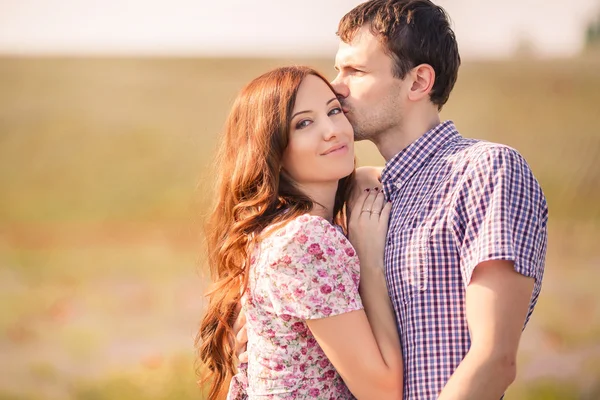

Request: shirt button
left=394, top=181, right=403, bottom=189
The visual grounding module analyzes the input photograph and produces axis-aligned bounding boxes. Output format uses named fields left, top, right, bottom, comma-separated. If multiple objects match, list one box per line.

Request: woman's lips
left=322, top=144, right=348, bottom=156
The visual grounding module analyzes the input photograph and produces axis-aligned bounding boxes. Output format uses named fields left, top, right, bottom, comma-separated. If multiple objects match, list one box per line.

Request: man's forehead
left=335, top=39, right=368, bottom=62
left=335, top=36, right=378, bottom=67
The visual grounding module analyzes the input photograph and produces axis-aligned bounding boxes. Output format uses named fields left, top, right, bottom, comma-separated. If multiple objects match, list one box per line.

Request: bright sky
left=0, top=0, right=599, bottom=58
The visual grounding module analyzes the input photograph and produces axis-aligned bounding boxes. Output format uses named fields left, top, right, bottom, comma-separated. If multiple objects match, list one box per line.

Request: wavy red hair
left=196, top=66, right=355, bottom=400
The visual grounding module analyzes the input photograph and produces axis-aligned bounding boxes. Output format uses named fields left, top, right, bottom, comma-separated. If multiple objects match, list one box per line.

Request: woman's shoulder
left=265, top=213, right=348, bottom=246
left=256, top=214, right=356, bottom=267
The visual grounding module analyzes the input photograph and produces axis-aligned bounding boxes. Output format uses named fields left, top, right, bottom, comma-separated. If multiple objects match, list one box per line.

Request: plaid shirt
left=381, top=121, right=548, bottom=399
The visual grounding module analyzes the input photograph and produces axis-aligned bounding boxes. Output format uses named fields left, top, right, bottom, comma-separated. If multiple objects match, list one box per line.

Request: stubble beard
left=350, top=113, right=393, bottom=143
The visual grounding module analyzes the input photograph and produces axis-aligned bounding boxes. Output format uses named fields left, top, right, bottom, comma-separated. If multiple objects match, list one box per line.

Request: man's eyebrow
left=336, top=62, right=367, bottom=70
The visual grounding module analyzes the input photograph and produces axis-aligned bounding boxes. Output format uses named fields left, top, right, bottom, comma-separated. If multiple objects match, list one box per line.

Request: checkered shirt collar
left=381, top=120, right=460, bottom=199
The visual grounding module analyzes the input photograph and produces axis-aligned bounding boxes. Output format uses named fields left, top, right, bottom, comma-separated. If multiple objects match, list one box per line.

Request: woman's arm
left=307, top=188, right=403, bottom=400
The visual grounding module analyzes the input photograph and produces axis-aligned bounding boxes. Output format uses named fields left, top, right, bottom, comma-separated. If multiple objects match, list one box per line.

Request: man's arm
left=437, top=260, right=534, bottom=400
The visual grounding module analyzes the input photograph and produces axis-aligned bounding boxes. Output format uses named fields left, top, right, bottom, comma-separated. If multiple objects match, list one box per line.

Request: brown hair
left=196, top=66, right=354, bottom=400
left=337, top=0, right=461, bottom=110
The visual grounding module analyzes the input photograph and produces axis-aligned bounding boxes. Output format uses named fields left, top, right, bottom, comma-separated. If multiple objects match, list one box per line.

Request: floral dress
left=227, top=214, right=363, bottom=399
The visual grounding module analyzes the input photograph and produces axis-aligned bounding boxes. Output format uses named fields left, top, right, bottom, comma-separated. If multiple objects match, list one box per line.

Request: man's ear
left=408, top=64, right=435, bottom=102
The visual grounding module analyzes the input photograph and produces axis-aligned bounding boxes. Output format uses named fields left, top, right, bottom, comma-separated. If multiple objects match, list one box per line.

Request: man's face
left=332, top=26, right=408, bottom=142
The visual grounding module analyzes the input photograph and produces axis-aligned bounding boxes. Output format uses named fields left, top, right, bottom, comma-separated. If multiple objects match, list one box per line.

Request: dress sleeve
left=263, top=215, right=363, bottom=320
left=452, top=145, right=548, bottom=286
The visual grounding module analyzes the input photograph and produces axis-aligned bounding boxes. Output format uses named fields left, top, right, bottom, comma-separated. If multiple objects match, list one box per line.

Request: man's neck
left=374, top=110, right=441, bottom=162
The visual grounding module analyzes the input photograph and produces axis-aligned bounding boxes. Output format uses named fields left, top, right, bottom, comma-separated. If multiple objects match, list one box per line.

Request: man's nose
left=330, top=75, right=349, bottom=99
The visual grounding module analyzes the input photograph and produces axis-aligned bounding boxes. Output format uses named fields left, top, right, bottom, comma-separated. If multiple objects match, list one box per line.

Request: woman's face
left=282, top=75, right=355, bottom=186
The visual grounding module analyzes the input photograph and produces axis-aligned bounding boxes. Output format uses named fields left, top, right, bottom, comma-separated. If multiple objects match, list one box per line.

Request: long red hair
left=196, top=66, right=355, bottom=399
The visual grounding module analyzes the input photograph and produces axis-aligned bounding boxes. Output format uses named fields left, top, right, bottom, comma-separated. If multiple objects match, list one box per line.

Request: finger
left=349, top=188, right=370, bottom=224
left=355, top=188, right=373, bottom=220
left=371, top=189, right=385, bottom=219
left=361, top=188, right=378, bottom=218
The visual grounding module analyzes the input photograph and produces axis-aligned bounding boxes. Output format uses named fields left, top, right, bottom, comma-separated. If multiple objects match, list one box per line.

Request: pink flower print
left=299, top=363, right=307, bottom=372
left=324, top=369, right=336, bottom=379
left=309, top=388, right=320, bottom=396
left=322, top=306, right=332, bottom=316
left=294, top=288, right=305, bottom=297
left=307, top=338, right=317, bottom=348
left=280, top=314, right=292, bottom=322
left=337, top=283, right=346, bottom=292
left=301, top=347, right=308, bottom=355
left=317, top=269, right=328, bottom=278
left=291, top=322, right=306, bottom=334
left=308, top=243, right=323, bottom=256
left=308, top=295, right=321, bottom=305
left=350, top=272, right=359, bottom=285
left=319, top=359, right=329, bottom=369
left=281, top=255, right=292, bottom=265
left=320, top=284, right=332, bottom=295
left=297, top=234, right=308, bottom=244
left=274, top=363, right=285, bottom=371
left=345, top=247, right=355, bottom=257
left=326, top=247, right=336, bottom=256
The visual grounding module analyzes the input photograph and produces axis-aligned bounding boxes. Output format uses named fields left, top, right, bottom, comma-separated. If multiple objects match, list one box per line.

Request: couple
left=198, top=0, right=548, bottom=399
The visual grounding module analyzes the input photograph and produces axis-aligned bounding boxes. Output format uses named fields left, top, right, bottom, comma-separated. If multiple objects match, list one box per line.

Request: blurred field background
left=0, top=53, right=599, bottom=400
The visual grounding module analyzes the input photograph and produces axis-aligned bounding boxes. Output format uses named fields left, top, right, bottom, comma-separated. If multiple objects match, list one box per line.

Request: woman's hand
left=347, top=187, right=392, bottom=265
left=348, top=166, right=383, bottom=217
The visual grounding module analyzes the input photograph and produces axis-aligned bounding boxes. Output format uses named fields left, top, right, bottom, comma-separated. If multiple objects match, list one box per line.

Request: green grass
left=0, top=55, right=599, bottom=399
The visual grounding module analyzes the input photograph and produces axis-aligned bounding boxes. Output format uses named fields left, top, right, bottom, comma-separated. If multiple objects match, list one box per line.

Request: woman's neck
left=295, top=181, right=339, bottom=223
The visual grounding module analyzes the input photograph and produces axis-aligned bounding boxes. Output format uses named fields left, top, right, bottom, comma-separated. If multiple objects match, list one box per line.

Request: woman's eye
left=328, top=107, right=342, bottom=116
left=296, top=119, right=312, bottom=129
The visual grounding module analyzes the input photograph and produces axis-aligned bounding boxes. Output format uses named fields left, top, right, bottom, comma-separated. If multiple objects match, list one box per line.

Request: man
left=233, top=1, right=548, bottom=398
left=333, top=0, right=548, bottom=399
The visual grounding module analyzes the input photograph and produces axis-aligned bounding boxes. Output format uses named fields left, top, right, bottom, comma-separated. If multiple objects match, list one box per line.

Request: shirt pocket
left=390, top=226, right=430, bottom=304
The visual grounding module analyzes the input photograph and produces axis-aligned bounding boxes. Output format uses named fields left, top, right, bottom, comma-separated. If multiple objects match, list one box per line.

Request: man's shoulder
left=448, top=138, right=526, bottom=171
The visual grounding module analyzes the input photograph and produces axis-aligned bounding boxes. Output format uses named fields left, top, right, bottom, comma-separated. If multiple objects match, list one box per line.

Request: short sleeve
left=452, top=145, right=548, bottom=286
left=263, top=215, right=363, bottom=320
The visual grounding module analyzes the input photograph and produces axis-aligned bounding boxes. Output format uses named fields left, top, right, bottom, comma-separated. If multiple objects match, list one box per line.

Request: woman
left=197, top=66, right=402, bottom=400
